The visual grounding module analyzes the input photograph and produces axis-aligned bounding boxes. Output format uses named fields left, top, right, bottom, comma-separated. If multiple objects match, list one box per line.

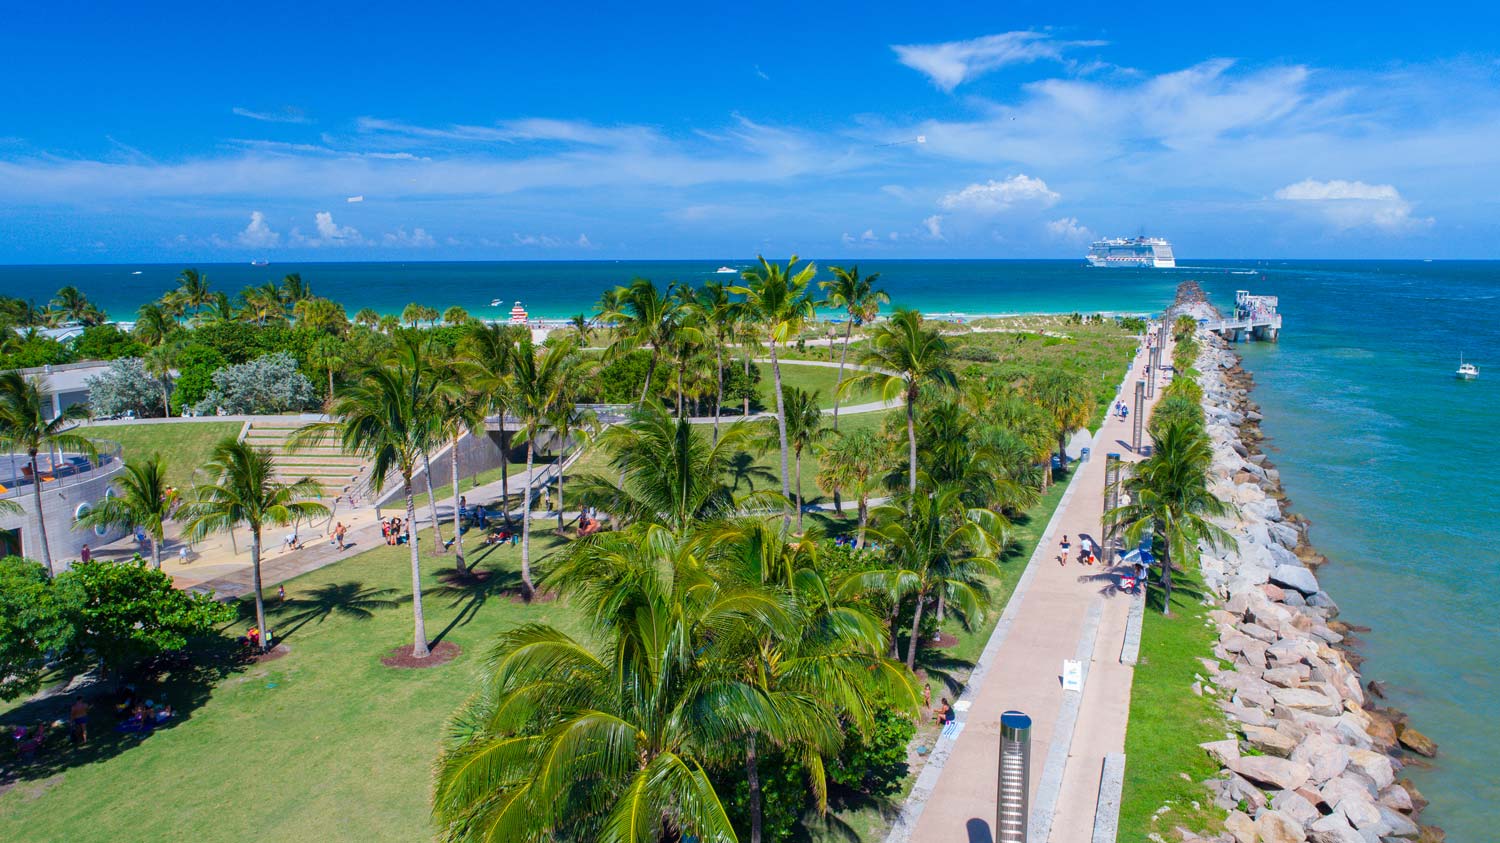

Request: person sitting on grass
left=933, top=698, right=955, bottom=725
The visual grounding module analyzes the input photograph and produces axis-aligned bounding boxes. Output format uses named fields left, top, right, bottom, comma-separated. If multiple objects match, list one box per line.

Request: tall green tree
left=173, top=268, right=213, bottom=316
left=0, top=556, right=75, bottom=700
left=1030, top=369, right=1093, bottom=477
left=781, top=387, right=824, bottom=533
left=133, top=302, right=174, bottom=347
left=816, top=429, right=886, bottom=548
left=1106, top=418, right=1233, bottom=613
left=696, top=281, right=740, bottom=442
left=858, top=487, right=1006, bottom=669
left=820, top=266, right=887, bottom=430
left=181, top=439, right=327, bottom=652
left=601, top=277, right=684, bottom=404
left=0, top=373, right=97, bottom=576
left=733, top=256, right=819, bottom=529
left=75, top=453, right=178, bottom=569
left=459, top=323, right=520, bottom=523
left=46, top=285, right=106, bottom=326
left=842, top=308, right=955, bottom=499
left=508, top=336, right=580, bottom=598
left=299, top=332, right=446, bottom=656
left=434, top=362, right=487, bottom=576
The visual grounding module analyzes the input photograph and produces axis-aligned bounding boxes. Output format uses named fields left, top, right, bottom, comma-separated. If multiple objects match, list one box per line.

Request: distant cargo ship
left=1086, top=236, right=1176, bottom=268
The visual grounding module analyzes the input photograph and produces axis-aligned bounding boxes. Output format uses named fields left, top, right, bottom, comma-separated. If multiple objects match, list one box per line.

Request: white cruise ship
left=1086, top=236, right=1176, bottom=268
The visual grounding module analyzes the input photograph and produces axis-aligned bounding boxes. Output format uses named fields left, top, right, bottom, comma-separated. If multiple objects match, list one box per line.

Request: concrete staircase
left=242, top=418, right=368, bottom=501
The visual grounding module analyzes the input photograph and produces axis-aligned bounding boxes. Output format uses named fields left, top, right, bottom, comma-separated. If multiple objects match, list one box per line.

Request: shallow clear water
left=2, top=257, right=1493, bottom=834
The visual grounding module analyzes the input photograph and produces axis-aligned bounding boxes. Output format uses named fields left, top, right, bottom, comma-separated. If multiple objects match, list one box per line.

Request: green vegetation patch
left=83, top=420, right=244, bottom=488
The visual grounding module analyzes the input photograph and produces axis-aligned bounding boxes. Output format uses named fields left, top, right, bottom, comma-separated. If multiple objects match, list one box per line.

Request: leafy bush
left=195, top=352, right=317, bottom=415
left=85, top=357, right=167, bottom=418
left=170, top=345, right=227, bottom=414
left=828, top=707, right=916, bottom=798
left=590, top=350, right=652, bottom=403
left=0, top=333, right=74, bottom=369
left=1119, top=316, right=1149, bottom=332
left=0, top=556, right=76, bottom=701
left=72, top=325, right=146, bottom=361
left=58, top=557, right=233, bottom=675
left=715, top=750, right=809, bottom=843
left=721, top=360, right=762, bottom=408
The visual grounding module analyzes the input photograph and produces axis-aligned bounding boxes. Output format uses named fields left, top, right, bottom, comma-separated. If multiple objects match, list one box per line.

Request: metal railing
left=0, top=439, right=124, bottom=500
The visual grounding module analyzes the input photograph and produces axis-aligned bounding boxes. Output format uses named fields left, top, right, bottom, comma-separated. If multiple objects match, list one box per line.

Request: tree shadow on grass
left=426, top=565, right=529, bottom=646
left=263, top=581, right=404, bottom=642
left=914, top=649, right=977, bottom=700
left=794, top=785, right=904, bottom=843
left=1145, top=567, right=1208, bottom=614
left=0, top=634, right=247, bottom=792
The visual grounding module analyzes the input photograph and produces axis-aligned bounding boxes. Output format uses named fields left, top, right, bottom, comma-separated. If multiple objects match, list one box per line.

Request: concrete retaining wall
left=0, top=460, right=130, bottom=571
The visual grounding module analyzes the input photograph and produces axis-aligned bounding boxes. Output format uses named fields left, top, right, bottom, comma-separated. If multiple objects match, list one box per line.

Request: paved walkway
left=899, top=333, right=1172, bottom=843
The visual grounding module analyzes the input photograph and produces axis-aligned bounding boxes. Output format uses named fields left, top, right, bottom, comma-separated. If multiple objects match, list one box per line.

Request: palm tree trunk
left=555, top=438, right=566, bottom=530
left=405, top=478, right=430, bottom=658
left=856, top=495, right=868, bottom=550
left=936, top=590, right=946, bottom=624
left=450, top=436, right=466, bottom=576
left=676, top=363, right=684, bottom=418
left=327, top=366, right=335, bottom=406
left=770, top=341, right=791, bottom=532
left=713, top=343, right=724, bottom=443
left=499, top=431, right=511, bottom=526
left=422, top=451, right=446, bottom=553
left=905, top=591, right=927, bottom=670
left=150, top=535, right=162, bottom=570
left=746, top=735, right=763, bottom=843
left=640, top=352, right=658, bottom=405
left=250, top=527, right=268, bottom=653
left=906, top=394, right=918, bottom=499
left=742, top=352, right=751, bottom=416
left=161, top=382, right=171, bottom=417
left=833, top=318, right=853, bottom=430
left=888, top=603, right=901, bottom=658
left=1160, top=540, right=1174, bottom=616
left=29, top=453, right=54, bottom=577
left=520, top=442, right=535, bottom=599
left=795, top=448, right=804, bottom=533
left=1057, top=432, right=1068, bottom=467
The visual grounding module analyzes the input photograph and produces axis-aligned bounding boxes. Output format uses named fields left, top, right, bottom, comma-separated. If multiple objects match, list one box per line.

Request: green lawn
left=1117, top=564, right=1228, bottom=839
left=82, top=420, right=245, bottom=488
left=753, top=360, right=881, bottom=411
left=0, top=527, right=579, bottom=843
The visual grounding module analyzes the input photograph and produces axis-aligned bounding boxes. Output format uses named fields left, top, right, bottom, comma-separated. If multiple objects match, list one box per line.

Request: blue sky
left=3, top=0, right=1499, bottom=261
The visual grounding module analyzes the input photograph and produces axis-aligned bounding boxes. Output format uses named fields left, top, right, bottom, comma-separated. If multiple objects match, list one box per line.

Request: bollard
left=1103, top=453, right=1122, bottom=563
left=997, top=710, right=1032, bottom=843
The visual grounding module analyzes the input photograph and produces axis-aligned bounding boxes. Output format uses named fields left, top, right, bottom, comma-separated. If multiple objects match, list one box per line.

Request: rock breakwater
left=1170, top=283, right=1442, bottom=843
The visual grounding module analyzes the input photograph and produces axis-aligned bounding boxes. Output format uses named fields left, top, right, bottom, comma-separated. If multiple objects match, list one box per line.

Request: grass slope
left=1117, top=565, right=1228, bottom=839
left=82, top=421, right=244, bottom=488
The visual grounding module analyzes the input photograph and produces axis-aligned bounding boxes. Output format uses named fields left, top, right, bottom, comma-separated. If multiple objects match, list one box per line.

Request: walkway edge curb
left=882, top=455, right=1097, bottom=843
left=1091, top=752, right=1126, bottom=843
left=1029, top=596, right=1104, bottom=843
left=1120, top=589, right=1145, bottom=666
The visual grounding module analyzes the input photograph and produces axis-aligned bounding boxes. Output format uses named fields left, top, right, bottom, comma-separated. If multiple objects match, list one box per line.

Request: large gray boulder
left=1270, top=564, right=1321, bottom=595
left=1253, top=809, right=1309, bottom=843
left=1273, top=686, right=1344, bottom=717
left=1230, top=755, right=1312, bottom=791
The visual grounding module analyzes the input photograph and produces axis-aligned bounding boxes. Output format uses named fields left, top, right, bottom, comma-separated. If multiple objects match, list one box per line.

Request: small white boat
left=490, top=298, right=502, bottom=307
left=250, top=259, right=269, bottom=267
left=1456, top=355, right=1479, bottom=380
left=130, top=270, right=142, bottom=275
left=715, top=266, right=737, bottom=274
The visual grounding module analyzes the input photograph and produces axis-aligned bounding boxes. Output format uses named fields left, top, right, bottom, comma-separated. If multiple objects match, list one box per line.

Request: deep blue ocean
left=2, top=258, right=1494, bottom=836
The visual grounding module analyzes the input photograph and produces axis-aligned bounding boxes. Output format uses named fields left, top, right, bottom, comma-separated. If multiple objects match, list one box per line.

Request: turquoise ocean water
left=2, top=258, right=1495, bottom=835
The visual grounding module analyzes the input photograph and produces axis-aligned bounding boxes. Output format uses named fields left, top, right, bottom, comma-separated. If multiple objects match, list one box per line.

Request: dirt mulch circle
left=381, top=641, right=461, bottom=669
left=924, top=632, right=960, bottom=649
left=251, top=644, right=291, bottom=664
left=436, top=568, right=493, bottom=586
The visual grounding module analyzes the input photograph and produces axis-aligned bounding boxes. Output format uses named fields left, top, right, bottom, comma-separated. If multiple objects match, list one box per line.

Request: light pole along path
left=892, top=328, right=1173, bottom=843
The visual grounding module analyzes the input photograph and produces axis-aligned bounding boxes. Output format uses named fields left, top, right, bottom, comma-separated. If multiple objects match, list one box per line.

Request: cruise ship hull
left=1086, top=236, right=1176, bottom=268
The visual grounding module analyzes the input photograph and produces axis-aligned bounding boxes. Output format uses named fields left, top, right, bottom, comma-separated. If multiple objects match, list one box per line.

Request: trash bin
left=1080, top=447, right=1091, bottom=463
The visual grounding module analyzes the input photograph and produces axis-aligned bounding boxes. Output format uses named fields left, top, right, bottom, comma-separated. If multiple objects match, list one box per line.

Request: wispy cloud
left=1045, top=216, right=1093, bottom=243
left=381, top=226, right=436, bottom=247
left=232, top=106, right=311, bottom=124
left=893, top=31, right=1106, bottom=91
left=290, top=211, right=366, bottom=247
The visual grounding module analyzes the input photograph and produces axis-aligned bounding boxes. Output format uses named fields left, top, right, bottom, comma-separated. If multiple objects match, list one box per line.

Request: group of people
left=1112, top=400, right=1131, bottom=420
left=1058, top=533, right=1100, bottom=567
left=381, top=517, right=407, bottom=546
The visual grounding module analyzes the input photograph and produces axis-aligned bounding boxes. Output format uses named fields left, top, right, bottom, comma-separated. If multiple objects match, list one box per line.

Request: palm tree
left=573, top=402, right=758, bottom=534
left=816, top=429, right=886, bottom=548
left=703, top=519, right=919, bottom=842
left=434, top=364, right=487, bottom=576
left=859, top=487, right=1006, bottom=668
left=434, top=526, right=782, bottom=843
left=76, top=454, right=177, bottom=569
left=1030, top=369, right=1093, bottom=476
left=601, top=277, right=683, bottom=404
left=174, top=268, right=213, bottom=316
left=133, top=302, right=174, bottom=347
left=239, top=283, right=286, bottom=325
left=696, top=281, right=739, bottom=442
left=568, top=312, right=593, bottom=345
left=144, top=343, right=179, bottom=417
left=781, top=387, right=824, bottom=533
left=509, top=336, right=579, bottom=598
left=354, top=308, right=381, bottom=329
left=733, top=255, right=819, bottom=529
left=546, top=400, right=596, bottom=531
left=293, top=297, right=348, bottom=334
left=1106, top=418, right=1234, bottom=613
left=459, top=323, right=519, bottom=522
left=820, top=266, right=887, bottom=430
left=181, top=439, right=327, bottom=651
left=842, top=308, right=955, bottom=499
left=0, top=373, right=97, bottom=576
left=46, top=286, right=105, bottom=326
left=442, top=305, right=470, bottom=326
left=199, top=291, right=236, bottom=325
left=280, top=273, right=312, bottom=305
left=298, top=332, right=448, bottom=657
left=308, top=335, right=346, bottom=408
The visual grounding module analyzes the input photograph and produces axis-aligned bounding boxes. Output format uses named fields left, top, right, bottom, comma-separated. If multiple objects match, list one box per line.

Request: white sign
left=1062, top=659, right=1083, bottom=692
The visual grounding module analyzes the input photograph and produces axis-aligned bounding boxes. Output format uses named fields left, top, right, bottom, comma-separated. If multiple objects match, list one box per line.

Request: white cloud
left=290, top=211, right=365, bottom=247
left=940, top=175, right=1060, bottom=212
left=861, top=229, right=878, bottom=242
left=236, top=211, right=280, bottom=248
left=382, top=227, right=436, bottom=247
left=576, top=233, right=593, bottom=248
left=1045, top=216, right=1094, bottom=242
left=841, top=232, right=855, bottom=246
left=893, top=31, right=1106, bottom=91
left=1273, top=178, right=1433, bottom=231
left=755, top=65, right=771, bottom=81
left=232, top=106, right=310, bottom=124
left=923, top=215, right=945, bottom=240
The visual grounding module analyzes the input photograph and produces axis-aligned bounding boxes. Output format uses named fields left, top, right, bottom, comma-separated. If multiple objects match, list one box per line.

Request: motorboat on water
left=490, top=298, right=503, bottom=307
left=250, top=259, right=269, bottom=267
left=1456, top=355, right=1479, bottom=380
left=715, top=266, right=737, bottom=274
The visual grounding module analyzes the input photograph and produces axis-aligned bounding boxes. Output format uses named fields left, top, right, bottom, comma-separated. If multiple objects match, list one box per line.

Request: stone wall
left=1174, top=302, right=1443, bottom=842
left=0, top=460, right=130, bottom=571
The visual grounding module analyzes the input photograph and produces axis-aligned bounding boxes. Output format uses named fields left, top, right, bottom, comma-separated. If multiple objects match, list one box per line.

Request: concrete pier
left=1199, top=289, right=1281, bottom=342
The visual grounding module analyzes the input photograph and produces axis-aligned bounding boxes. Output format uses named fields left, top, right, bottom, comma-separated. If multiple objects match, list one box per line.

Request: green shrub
left=828, top=707, right=916, bottom=798
left=170, top=345, right=227, bottom=414
left=72, top=325, right=146, bottom=361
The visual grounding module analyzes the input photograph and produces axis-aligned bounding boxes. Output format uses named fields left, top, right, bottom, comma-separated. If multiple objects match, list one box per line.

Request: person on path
left=80, top=544, right=91, bottom=564
left=1060, top=534, right=1071, bottom=565
left=922, top=682, right=933, bottom=710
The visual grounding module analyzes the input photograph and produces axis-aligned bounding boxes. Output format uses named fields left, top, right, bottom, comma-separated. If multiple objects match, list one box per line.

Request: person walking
left=79, top=544, right=91, bottom=564
left=69, top=697, right=90, bottom=745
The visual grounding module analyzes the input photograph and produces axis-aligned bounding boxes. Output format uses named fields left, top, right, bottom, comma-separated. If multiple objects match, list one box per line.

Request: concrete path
left=899, top=333, right=1172, bottom=843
